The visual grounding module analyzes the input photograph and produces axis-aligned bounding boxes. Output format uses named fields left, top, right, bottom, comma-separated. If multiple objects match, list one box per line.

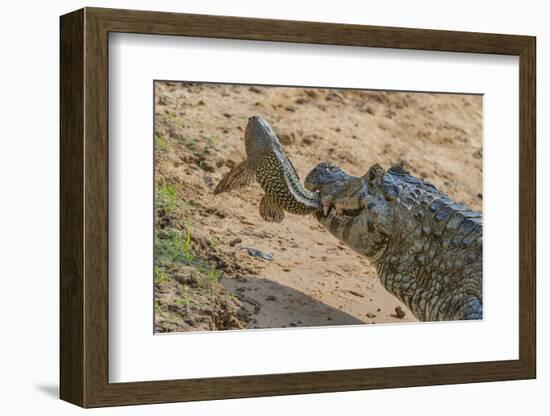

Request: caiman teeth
left=323, top=204, right=334, bottom=217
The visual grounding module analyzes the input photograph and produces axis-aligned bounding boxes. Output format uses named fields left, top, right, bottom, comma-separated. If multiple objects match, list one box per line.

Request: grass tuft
left=156, top=228, right=194, bottom=266
left=156, top=183, right=179, bottom=215
left=154, top=266, right=171, bottom=286
left=155, top=134, right=169, bottom=151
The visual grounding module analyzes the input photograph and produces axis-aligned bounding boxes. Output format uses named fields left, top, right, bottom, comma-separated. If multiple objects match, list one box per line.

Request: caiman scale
left=305, top=162, right=483, bottom=322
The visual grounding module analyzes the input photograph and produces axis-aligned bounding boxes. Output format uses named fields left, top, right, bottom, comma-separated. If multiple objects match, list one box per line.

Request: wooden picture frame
left=60, top=7, right=536, bottom=408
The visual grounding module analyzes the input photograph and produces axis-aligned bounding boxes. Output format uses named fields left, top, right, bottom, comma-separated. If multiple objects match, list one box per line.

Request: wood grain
left=59, top=8, right=84, bottom=406
left=518, top=38, right=536, bottom=375
left=59, top=7, right=537, bottom=408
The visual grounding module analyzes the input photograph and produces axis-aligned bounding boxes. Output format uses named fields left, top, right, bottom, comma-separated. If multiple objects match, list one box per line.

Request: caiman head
left=305, top=162, right=394, bottom=258
left=303, top=162, right=353, bottom=192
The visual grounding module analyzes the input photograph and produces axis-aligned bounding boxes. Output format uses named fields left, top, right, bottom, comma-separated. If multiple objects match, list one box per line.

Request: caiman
left=304, top=162, right=483, bottom=322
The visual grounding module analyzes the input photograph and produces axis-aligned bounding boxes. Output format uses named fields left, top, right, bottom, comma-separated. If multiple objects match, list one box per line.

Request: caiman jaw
left=304, top=177, right=320, bottom=192
left=304, top=162, right=349, bottom=192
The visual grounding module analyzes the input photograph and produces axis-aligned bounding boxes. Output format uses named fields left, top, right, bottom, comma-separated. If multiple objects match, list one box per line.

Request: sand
left=153, top=81, right=482, bottom=332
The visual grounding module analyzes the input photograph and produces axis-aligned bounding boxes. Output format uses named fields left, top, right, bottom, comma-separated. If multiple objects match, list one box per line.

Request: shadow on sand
left=222, top=275, right=366, bottom=329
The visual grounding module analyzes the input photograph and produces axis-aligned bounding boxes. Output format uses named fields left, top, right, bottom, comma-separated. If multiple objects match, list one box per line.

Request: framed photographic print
left=60, top=7, right=536, bottom=408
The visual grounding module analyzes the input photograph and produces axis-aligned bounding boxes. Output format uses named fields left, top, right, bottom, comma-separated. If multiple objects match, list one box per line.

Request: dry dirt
left=153, top=81, right=482, bottom=333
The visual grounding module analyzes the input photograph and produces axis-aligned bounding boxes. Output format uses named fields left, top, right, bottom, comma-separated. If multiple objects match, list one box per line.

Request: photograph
left=52, top=4, right=538, bottom=409
left=153, top=81, right=483, bottom=333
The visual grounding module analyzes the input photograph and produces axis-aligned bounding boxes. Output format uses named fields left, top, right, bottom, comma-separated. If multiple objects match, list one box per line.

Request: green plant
left=175, top=297, right=189, bottom=307
left=155, top=134, right=169, bottom=151
left=185, top=137, right=198, bottom=149
left=196, top=264, right=222, bottom=285
left=166, top=113, right=185, bottom=128
left=206, top=267, right=222, bottom=284
left=155, top=228, right=194, bottom=266
left=154, top=299, right=164, bottom=313
left=182, top=227, right=194, bottom=264
left=156, top=183, right=178, bottom=214
left=155, top=226, right=223, bottom=289
left=154, top=266, right=171, bottom=286
left=200, top=134, right=218, bottom=155
left=207, top=235, right=220, bottom=247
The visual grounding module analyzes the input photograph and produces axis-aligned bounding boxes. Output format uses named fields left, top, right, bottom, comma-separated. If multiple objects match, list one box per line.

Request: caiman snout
left=305, top=162, right=351, bottom=192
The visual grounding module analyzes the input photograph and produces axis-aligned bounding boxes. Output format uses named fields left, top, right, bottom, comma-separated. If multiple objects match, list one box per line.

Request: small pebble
left=391, top=306, right=406, bottom=319
left=229, top=238, right=242, bottom=247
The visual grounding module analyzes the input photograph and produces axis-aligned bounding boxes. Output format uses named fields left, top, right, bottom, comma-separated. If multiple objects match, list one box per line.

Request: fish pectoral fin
left=259, top=194, right=284, bottom=223
left=214, top=159, right=255, bottom=194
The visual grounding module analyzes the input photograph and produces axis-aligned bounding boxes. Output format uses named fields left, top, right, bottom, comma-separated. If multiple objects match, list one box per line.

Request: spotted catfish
left=214, top=116, right=321, bottom=222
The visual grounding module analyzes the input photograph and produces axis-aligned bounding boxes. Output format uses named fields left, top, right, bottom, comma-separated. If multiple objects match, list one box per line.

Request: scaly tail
left=214, top=159, right=255, bottom=194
